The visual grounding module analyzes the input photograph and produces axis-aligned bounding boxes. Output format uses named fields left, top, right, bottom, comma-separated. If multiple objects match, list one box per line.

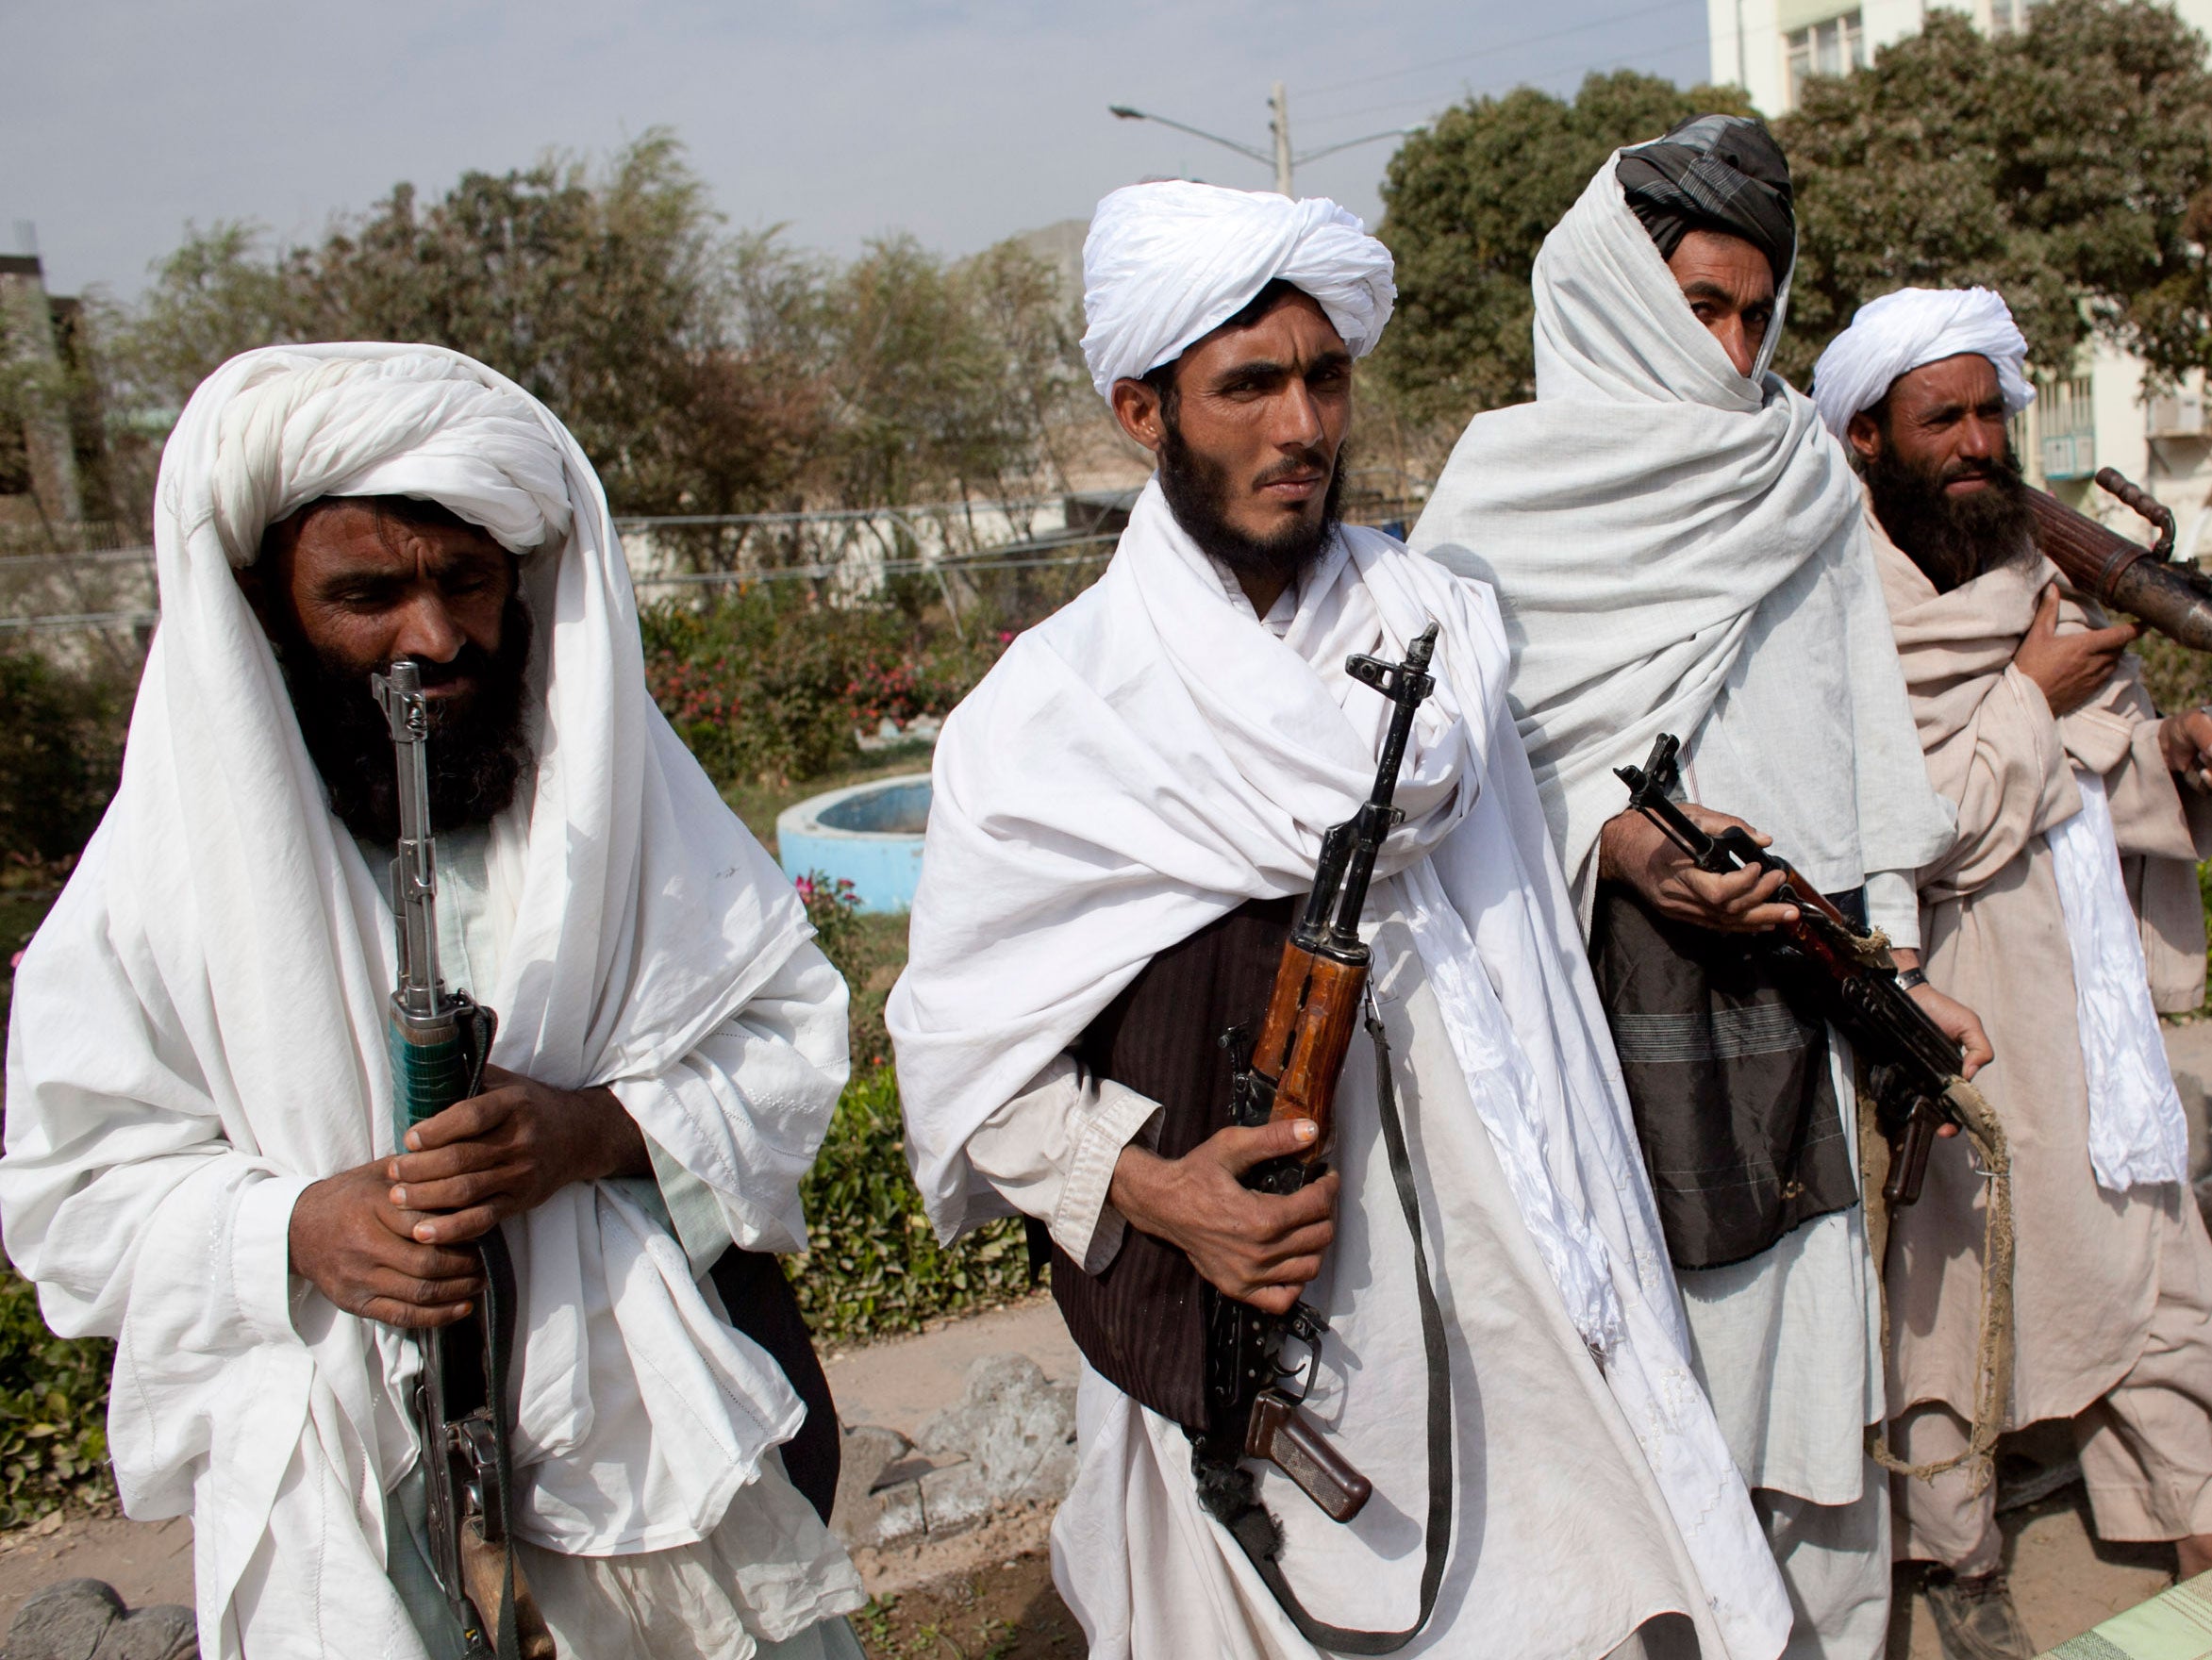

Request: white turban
left=202, top=349, right=574, bottom=566
left=1810, top=286, right=2035, bottom=440
left=1079, top=180, right=1396, bottom=400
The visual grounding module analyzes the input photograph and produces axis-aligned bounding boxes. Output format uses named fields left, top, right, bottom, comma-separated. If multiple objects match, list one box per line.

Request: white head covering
left=4, top=343, right=821, bottom=1639
left=1810, top=286, right=2035, bottom=440
left=1079, top=180, right=1395, bottom=400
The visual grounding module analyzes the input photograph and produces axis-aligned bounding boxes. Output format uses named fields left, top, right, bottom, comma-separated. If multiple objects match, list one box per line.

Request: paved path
left=820, top=1292, right=1078, bottom=1441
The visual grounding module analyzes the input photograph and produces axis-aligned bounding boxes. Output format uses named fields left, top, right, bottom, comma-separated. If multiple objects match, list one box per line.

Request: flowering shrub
left=641, top=592, right=1000, bottom=788
left=793, top=871, right=862, bottom=973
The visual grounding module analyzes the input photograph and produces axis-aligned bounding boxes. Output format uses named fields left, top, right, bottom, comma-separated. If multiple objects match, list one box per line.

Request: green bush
left=787, top=1066, right=1032, bottom=1346
left=0, top=647, right=127, bottom=865
left=641, top=590, right=994, bottom=790
left=0, top=1270, right=112, bottom=1522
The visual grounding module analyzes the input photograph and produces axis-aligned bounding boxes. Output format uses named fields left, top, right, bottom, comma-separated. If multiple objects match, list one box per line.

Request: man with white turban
left=1, top=343, right=866, bottom=1659
left=891, top=178, right=1793, bottom=1660
left=1815, top=288, right=2212, bottom=1660
left=1410, top=118, right=1992, bottom=1659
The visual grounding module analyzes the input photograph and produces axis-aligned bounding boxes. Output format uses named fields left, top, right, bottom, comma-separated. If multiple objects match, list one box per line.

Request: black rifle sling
left=1207, top=999, right=1453, bottom=1653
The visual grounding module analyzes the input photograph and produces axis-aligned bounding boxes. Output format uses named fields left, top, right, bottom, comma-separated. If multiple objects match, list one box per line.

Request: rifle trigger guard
left=1273, top=1302, right=1329, bottom=1404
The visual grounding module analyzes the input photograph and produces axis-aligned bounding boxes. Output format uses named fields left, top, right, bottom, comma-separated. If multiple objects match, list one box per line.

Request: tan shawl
left=1873, top=509, right=2208, bottom=1422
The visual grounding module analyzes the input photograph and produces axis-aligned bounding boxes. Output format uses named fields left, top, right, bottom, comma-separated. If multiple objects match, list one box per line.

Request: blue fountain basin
left=776, top=773, right=932, bottom=914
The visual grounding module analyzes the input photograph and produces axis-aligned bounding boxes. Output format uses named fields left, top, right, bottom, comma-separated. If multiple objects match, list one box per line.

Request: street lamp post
left=1109, top=91, right=1419, bottom=198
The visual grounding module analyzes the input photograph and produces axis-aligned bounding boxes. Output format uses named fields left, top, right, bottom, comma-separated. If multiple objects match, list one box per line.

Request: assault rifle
left=1199, top=624, right=1453, bottom=1653
left=374, top=661, right=555, bottom=1660
left=1615, top=733, right=1964, bottom=1205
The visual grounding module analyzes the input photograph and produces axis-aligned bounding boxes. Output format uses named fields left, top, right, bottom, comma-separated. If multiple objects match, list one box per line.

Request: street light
left=1110, top=84, right=1422, bottom=197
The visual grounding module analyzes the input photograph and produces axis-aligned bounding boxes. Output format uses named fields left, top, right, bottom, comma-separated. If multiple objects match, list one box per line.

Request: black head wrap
left=1616, top=114, right=1795, bottom=283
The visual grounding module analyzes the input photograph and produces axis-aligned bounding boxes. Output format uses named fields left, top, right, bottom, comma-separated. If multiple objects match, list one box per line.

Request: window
left=2037, top=375, right=2096, bottom=481
left=1786, top=10, right=1866, bottom=106
left=1988, top=0, right=2035, bottom=35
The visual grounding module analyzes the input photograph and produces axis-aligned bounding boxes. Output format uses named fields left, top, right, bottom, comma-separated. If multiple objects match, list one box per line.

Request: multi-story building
left=1708, top=0, right=2212, bottom=554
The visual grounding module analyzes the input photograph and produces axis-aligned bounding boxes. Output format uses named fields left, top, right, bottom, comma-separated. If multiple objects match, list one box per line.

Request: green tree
left=1373, top=71, right=1755, bottom=423
left=1775, top=0, right=2212, bottom=387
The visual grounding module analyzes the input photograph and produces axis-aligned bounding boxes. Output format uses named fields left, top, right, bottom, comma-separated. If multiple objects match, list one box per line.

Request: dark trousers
left=707, top=1248, right=841, bottom=1523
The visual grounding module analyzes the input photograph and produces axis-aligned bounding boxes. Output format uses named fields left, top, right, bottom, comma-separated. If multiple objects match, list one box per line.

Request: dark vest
left=1037, top=896, right=1294, bottom=1429
left=1590, top=883, right=1861, bottom=1270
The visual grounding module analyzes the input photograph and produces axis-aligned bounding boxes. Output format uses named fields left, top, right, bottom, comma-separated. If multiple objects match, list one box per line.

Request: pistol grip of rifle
left=1884, top=1103, right=1939, bottom=1208
left=1245, top=1392, right=1372, bottom=1523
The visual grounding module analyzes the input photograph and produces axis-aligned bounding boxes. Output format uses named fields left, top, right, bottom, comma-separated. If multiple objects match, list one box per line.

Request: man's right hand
left=289, top=1162, right=485, bottom=1328
left=1598, top=804, right=1797, bottom=933
left=1107, top=1118, right=1340, bottom=1316
left=2014, top=582, right=2138, bottom=716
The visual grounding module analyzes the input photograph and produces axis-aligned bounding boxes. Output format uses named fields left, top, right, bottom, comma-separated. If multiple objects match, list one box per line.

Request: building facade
left=1709, top=0, right=2212, bottom=554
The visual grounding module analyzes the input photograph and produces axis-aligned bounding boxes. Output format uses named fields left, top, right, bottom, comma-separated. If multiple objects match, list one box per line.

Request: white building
left=1710, top=0, right=2212, bottom=555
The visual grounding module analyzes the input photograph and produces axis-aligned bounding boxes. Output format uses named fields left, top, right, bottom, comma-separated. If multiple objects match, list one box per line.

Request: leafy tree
left=87, top=133, right=1096, bottom=526
left=1775, top=0, right=2212, bottom=386
left=1374, top=72, right=1755, bottom=423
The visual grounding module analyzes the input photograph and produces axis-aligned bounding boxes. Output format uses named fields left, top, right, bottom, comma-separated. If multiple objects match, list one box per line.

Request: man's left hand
left=386, top=1066, right=650, bottom=1246
left=1904, top=982, right=1993, bottom=1081
left=2158, top=709, right=2212, bottom=790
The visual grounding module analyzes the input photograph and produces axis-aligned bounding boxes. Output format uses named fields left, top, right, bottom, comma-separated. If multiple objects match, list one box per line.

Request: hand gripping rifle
left=1196, top=623, right=1454, bottom=1655
left=374, top=662, right=555, bottom=1660
left=1614, top=733, right=1965, bottom=1205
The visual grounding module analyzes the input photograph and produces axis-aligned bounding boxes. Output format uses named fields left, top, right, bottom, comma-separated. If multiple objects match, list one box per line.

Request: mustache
left=1253, top=448, right=1332, bottom=489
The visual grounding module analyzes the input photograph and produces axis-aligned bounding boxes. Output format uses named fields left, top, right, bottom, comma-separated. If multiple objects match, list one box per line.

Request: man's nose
left=1272, top=380, right=1326, bottom=450
left=1956, top=414, right=2001, bottom=461
left=391, top=593, right=467, bottom=664
left=1716, top=318, right=1755, bottom=379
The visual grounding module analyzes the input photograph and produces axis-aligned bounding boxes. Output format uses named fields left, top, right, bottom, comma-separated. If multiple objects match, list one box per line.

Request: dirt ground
left=850, top=1475, right=2184, bottom=1660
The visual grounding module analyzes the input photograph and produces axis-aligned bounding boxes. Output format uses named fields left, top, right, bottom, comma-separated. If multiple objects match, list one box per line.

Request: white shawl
left=889, top=480, right=1792, bottom=1658
left=2, top=345, right=818, bottom=1645
left=1409, top=158, right=1951, bottom=903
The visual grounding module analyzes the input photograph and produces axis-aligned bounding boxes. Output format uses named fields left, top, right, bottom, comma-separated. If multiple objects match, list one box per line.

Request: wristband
left=1895, top=967, right=1928, bottom=991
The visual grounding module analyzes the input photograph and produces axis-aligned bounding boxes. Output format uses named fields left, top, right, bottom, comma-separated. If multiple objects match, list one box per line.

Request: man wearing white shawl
left=890, top=178, right=1792, bottom=1660
left=1409, top=119, right=1989, bottom=1659
left=0, top=343, right=866, bottom=1659
left=1814, top=289, right=2212, bottom=1659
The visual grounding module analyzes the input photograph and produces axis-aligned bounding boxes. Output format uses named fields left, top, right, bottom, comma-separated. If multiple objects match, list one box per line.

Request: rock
left=912, top=1353, right=1077, bottom=1536
left=7, top=1579, right=197, bottom=1660
left=93, top=1605, right=196, bottom=1660
left=829, top=1423, right=915, bottom=1550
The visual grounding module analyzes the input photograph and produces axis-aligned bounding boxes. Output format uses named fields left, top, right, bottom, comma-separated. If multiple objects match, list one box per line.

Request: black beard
left=1156, top=416, right=1344, bottom=592
left=270, top=598, right=536, bottom=843
left=1865, top=436, right=2037, bottom=594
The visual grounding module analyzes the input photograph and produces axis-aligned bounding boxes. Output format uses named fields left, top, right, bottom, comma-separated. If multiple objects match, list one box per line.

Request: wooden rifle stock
left=2026, top=469, right=2212, bottom=653
left=1249, top=943, right=1368, bottom=1171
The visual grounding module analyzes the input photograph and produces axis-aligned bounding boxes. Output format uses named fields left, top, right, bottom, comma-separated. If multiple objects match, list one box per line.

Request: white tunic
left=895, top=506, right=1794, bottom=1660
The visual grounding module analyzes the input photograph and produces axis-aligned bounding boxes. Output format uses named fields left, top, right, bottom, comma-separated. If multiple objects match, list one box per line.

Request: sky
left=2, top=0, right=1716, bottom=301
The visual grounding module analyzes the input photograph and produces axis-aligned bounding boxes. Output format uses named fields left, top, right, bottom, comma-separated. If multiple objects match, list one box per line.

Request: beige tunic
left=1872, top=514, right=2211, bottom=1424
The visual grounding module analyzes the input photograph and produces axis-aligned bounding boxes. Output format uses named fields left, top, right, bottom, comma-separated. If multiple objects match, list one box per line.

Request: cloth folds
left=1079, top=181, right=1395, bottom=399
left=890, top=480, right=1793, bottom=1658
left=2, top=344, right=841, bottom=1654
left=2047, top=770, right=2192, bottom=1190
left=1809, top=287, right=2035, bottom=441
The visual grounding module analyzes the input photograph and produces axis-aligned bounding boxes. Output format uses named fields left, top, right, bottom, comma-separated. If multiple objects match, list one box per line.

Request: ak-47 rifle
left=374, top=662, right=555, bottom=1660
left=1614, top=733, right=1963, bottom=1205
left=1195, top=624, right=1454, bottom=1654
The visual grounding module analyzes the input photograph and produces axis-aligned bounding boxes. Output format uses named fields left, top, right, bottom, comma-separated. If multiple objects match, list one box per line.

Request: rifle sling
left=1199, top=998, right=1453, bottom=1653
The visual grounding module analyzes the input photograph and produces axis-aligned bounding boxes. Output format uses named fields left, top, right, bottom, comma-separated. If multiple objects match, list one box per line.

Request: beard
left=269, top=597, right=536, bottom=844
left=1156, top=415, right=1345, bottom=593
left=1865, top=434, right=2037, bottom=594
